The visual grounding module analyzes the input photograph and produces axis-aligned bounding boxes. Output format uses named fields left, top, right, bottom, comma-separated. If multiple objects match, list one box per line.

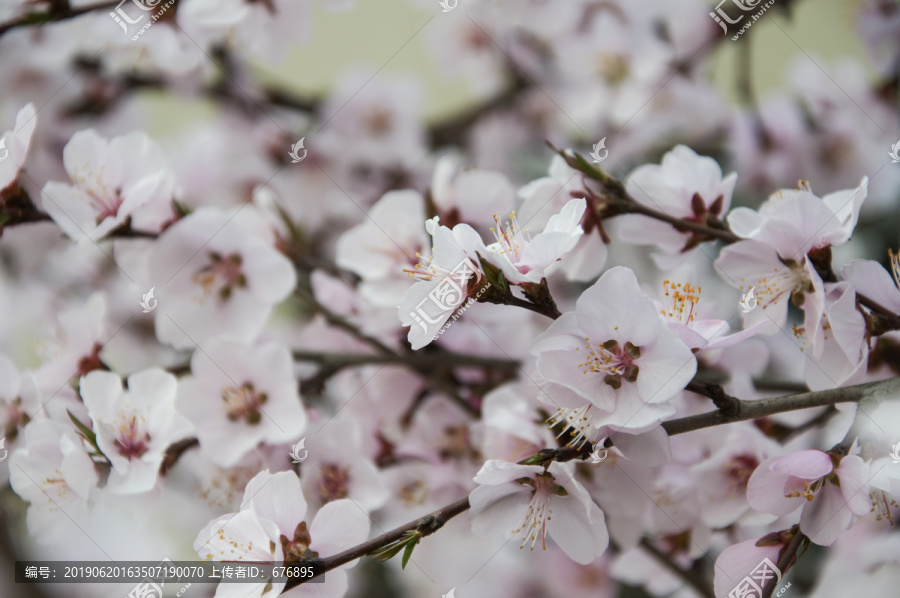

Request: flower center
left=743, top=256, right=814, bottom=312
left=869, top=489, right=897, bottom=525
left=724, top=454, right=758, bottom=496
left=83, top=185, right=124, bottom=223
left=113, top=415, right=150, bottom=459
left=193, top=252, right=247, bottom=301
left=660, top=280, right=700, bottom=325
left=318, top=463, right=350, bottom=502
left=596, top=53, right=629, bottom=86
left=512, top=473, right=567, bottom=551
left=548, top=405, right=595, bottom=449
left=221, top=383, right=267, bottom=425
left=489, top=210, right=530, bottom=263
left=577, top=338, right=641, bottom=388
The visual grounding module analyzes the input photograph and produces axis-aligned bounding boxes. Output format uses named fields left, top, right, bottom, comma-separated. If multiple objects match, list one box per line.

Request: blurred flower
left=81, top=368, right=192, bottom=494
left=176, top=337, right=307, bottom=467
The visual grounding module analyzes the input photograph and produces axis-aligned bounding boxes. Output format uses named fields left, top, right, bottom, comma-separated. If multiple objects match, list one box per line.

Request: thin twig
left=293, top=350, right=519, bottom=371
left=663, top=376, right=900, bottom=436
left=280, top=376, right=900, bottom=589
left=639, top=538, right=715, bottom=598
left=0, top=1, right=119, bottom=36
left=283, top=497, right=472, bottom=590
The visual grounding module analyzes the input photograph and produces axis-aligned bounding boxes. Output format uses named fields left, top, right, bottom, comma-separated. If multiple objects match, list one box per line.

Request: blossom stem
left=639, top=538, right=715, bottom=598
left=159, top=437, right=199, bottom=476
left=282, top=497, right=472, bottom=590
left=280, top=376, right=899, bottom=590
left=0, top=1, right=115, bottom=37
left=501, top=295, right=562, bottom=320
left=292, top=350, right=520, bottom=371
left=761, top=528, right=808, bottom=598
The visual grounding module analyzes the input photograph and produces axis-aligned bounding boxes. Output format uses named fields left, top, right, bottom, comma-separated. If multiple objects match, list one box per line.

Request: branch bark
left=0, top=1, right=118, bottom=36
left=283, top=497, right=472, bottom=590
left=280, top=375, right=900, bottom=590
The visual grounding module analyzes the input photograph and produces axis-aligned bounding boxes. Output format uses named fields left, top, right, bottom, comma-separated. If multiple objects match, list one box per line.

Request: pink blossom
left=747, top=450, right=871, bottom=545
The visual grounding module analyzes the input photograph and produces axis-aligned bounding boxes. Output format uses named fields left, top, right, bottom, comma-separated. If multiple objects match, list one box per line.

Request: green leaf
left=401, top=538, right=418, bottom=569
left=475, top=253, right=509, bottom=295
left=369, top=542, right=406, bottom=563
left=67, top=410, right=106, bottom=460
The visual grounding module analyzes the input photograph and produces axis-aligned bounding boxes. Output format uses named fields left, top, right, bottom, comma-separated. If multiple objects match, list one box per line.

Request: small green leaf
left=476, top=253, right=509, bottom=295
left=67, top=410, right=106, bottom=459
left=369, top=542, right=405, bottom=563
left=401, top=537, right=418, bottom=569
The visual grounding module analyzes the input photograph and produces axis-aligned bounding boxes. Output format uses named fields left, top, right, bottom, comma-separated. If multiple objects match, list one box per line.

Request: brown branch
left=292, top=350, right=519, bottom=371
left=549, top=144, right=741, bottom=245
left=762, top=528, right=807, bottom=598
left=283, top=497, right=472, bottom=590
left=611, top=199, right=741, bottom=244
left=278, top=376, right=900, bottom=589
left=429, top=70, right=530, bottom=147
left=663, top=376, right=900, bottom=437
left=0, top=1, right=118, bottom=37
left=159, top=437, right=199, bottom=475
left=639, top=538, right=715, bottom=598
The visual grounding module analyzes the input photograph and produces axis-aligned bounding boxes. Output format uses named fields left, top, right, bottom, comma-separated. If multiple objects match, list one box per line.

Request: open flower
left=469, top=459, right=609, bottom=564
left=81, top=368, right=193, bottom=494
left=176, top=338, right=307, bottom=467
left=0, top=103, right=36, bottom=193
left=617, top=145, right=737, bottom=268
left=41, top=130, right=176, bottom=242
left=479, top=197, right=587, bottom=285
left=195, top=470, right=370, bottom=598
left=531, top=266, right=697, bottom=433
left=716, top=179, right=868, bottom=342
left=398, top=217, right=484, bottom=350
left=148, top=207, right=297, bottom=349
left=335, top=189, right=430, bottom=306
left=747, top=449, right=871, bottom=546
left=9, top=419, right=98, bottom=544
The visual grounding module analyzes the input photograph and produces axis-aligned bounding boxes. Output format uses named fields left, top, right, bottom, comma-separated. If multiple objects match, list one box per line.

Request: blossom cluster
left=0, top=1, right=899, bottom=598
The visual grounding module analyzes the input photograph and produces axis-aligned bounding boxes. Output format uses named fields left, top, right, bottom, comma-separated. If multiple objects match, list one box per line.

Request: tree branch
left=283, top=497, right=472, bottom=590
left=279, top=376, right=900, bottom=589
left=293, top=350, right=519, bottom=371
left=0, top=1, right=118, bottom=37
left=639, top=538, right=715, bottom=598
left=663, top=376, right=900, bottom=437
left=762, top=528, right=807, bottom=598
